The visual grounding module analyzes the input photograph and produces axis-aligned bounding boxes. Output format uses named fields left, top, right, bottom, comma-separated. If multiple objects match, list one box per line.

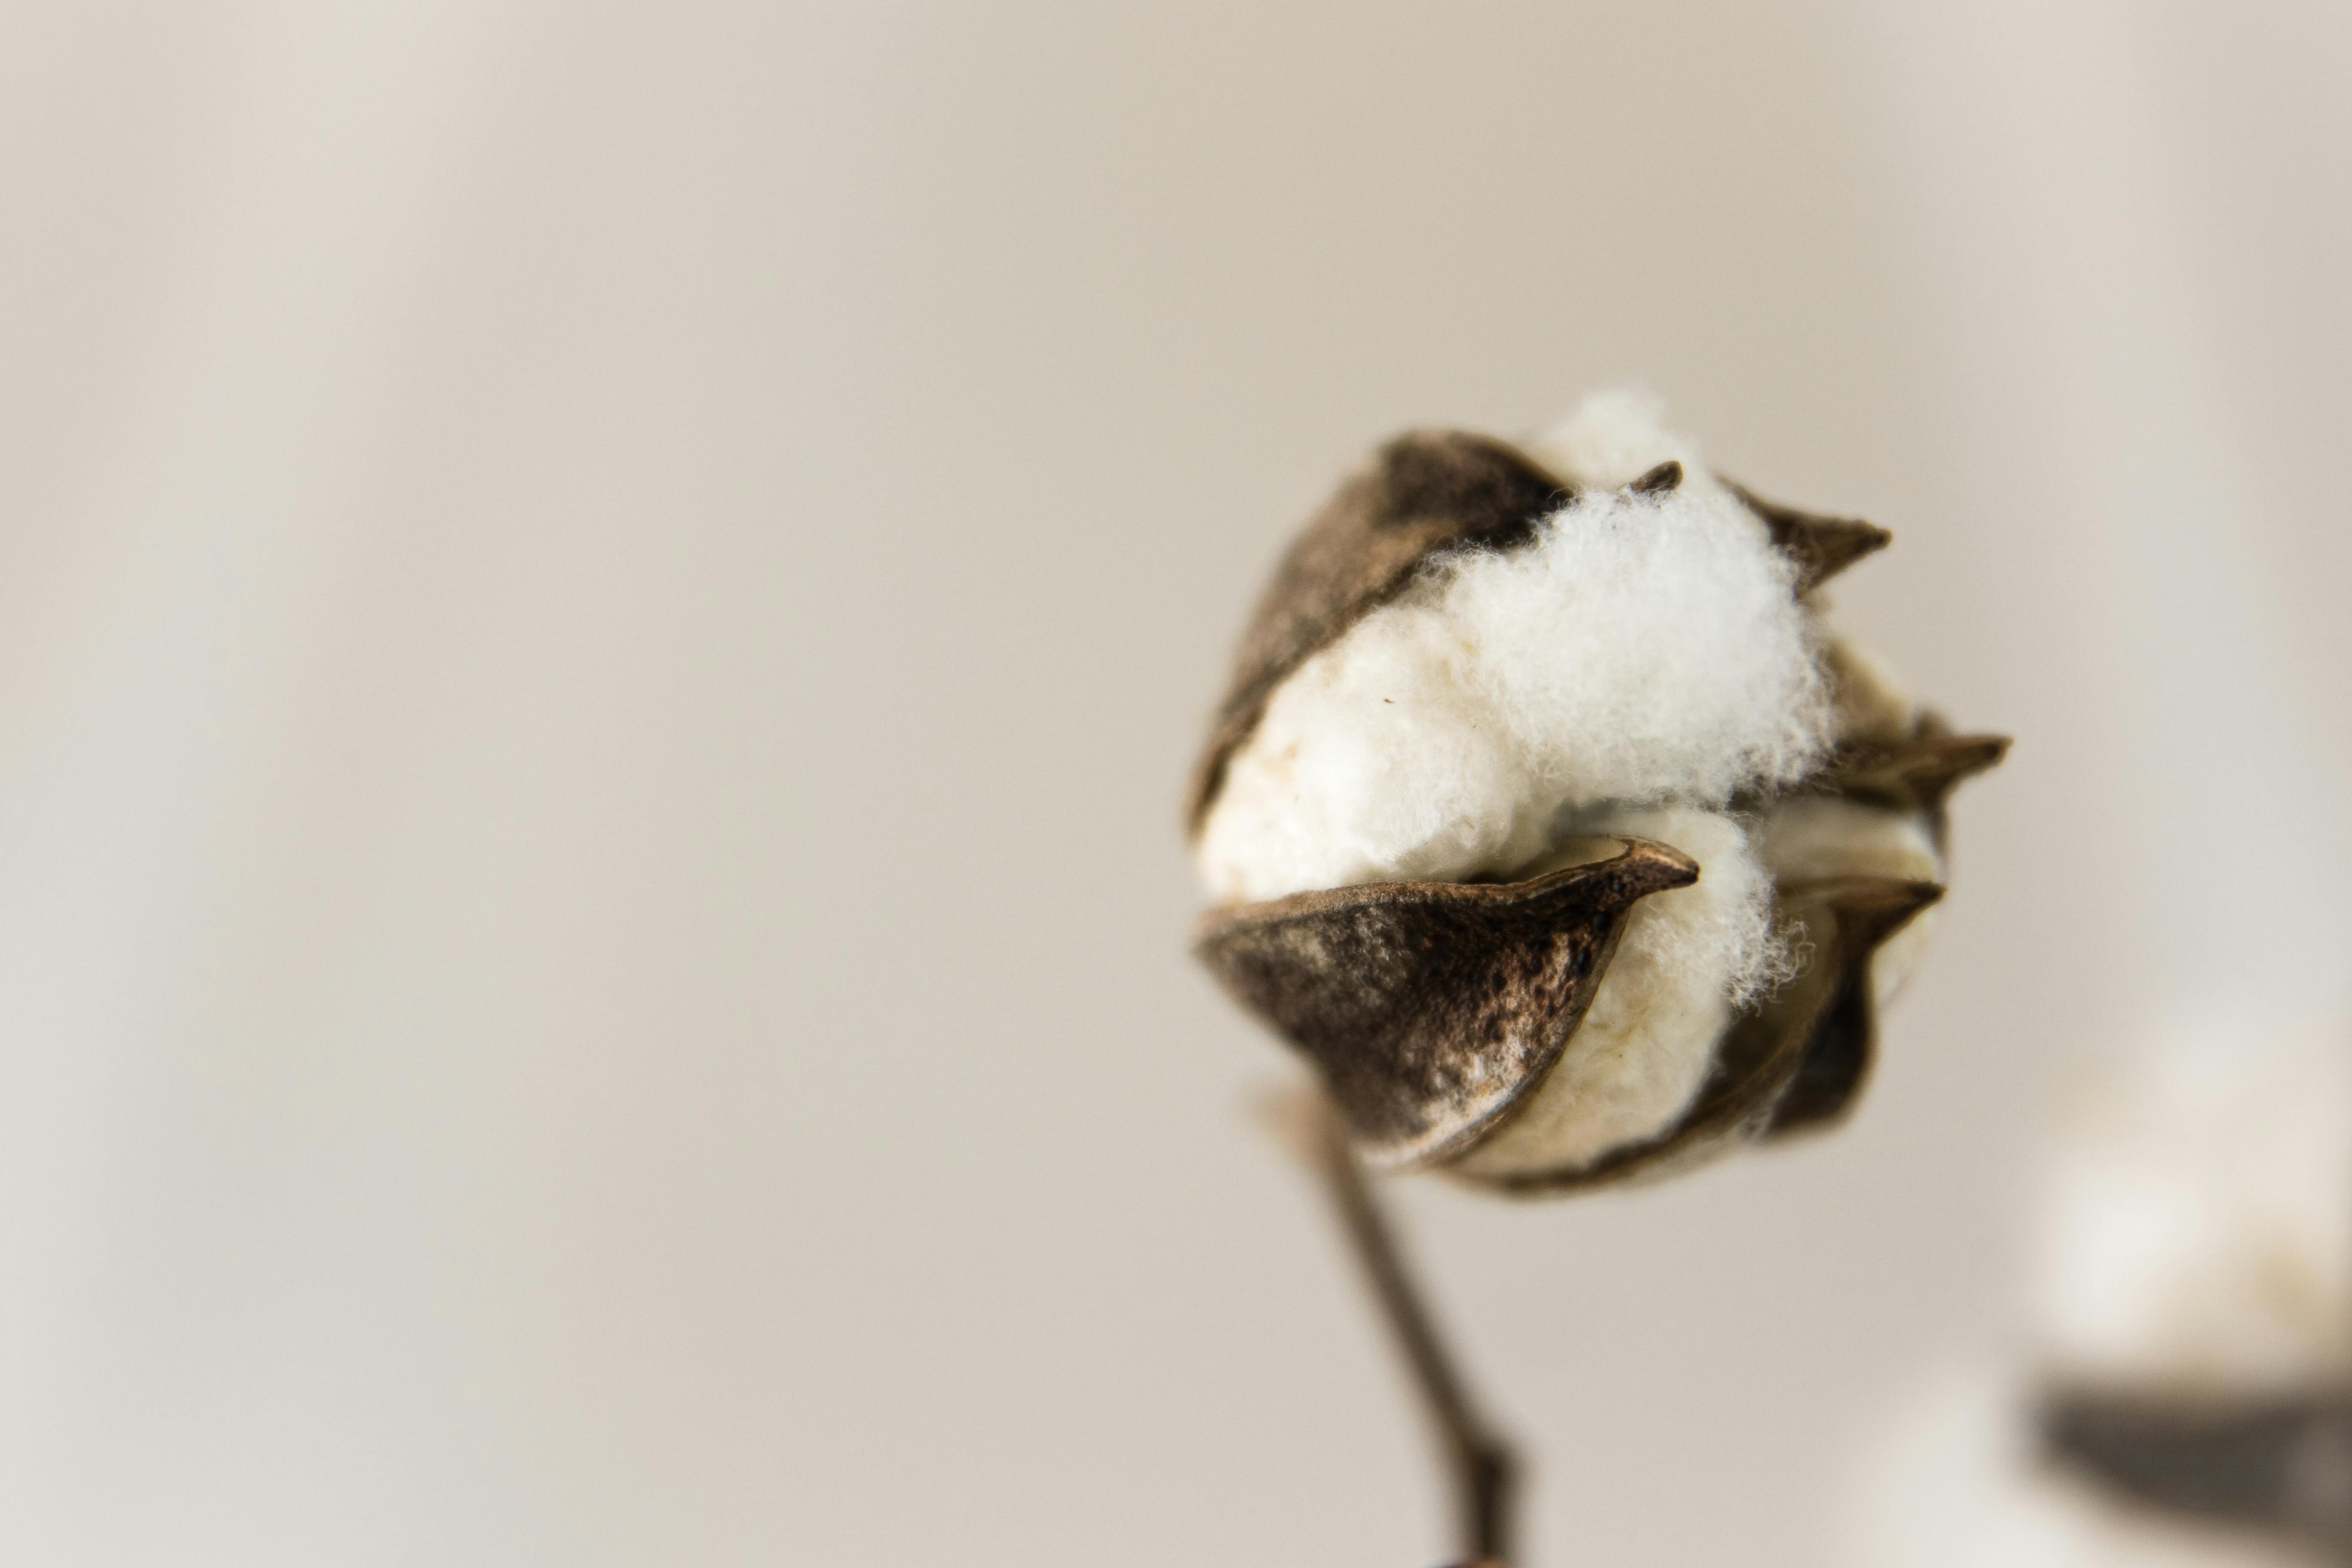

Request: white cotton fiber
left=1194, top=409, right=1833, bottom=903
left=1453, top=806, right=1791, bottom=1175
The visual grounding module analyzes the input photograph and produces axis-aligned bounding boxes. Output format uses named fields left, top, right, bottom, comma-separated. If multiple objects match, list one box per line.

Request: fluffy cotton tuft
left=1452, top=806, right=1791, bottom=1175
left=1195, top=424, right=1833, bottom=903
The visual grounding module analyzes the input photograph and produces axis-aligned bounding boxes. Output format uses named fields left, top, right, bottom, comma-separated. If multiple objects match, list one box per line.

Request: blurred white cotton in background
left=1846, top=1012, right=2351, bottom=1568
left=2037, top=1014, right=2352, bottom=1398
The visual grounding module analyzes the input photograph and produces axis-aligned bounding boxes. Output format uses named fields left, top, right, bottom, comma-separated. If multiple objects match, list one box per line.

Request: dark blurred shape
left=2041, top=1388, right=2352, bottom=1559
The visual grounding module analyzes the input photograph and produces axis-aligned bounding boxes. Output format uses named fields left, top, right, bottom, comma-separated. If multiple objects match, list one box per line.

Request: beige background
left=2, top=3, right=2346, bottom=1564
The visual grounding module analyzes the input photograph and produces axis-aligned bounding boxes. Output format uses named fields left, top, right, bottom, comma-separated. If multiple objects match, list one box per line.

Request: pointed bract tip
left=1725, top=478, right=1892, bottom=593
left=1597, top=833, right=1702, bottom=890
left=1826, top=731, right=2011, bottom=812
left=1628, top=459, right=1684, bottom=495
left=1780, top=514, right=1893, bottom=593
left=1819, top=875, right=1945, bottom=949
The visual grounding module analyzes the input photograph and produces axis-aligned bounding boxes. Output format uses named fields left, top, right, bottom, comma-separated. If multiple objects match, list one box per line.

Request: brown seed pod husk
left=1810, top=713, right=2013, bottom=858
left=1192, top=838, right=1700, bottom=1169
left=1460, top=874, right=1943, bottom=1195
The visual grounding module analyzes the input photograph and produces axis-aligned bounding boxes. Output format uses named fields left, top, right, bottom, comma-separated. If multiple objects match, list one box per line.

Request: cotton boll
left=1188, top=393, right=2003, bottom=1193
left=1195, top=478, right=1832, bottom=902
left=2034, top=1014, right=2352, bottom=1399
left=1452, top=807, right=1786, bottom=1176
left=1760, top=795, right=1944, bottom=1008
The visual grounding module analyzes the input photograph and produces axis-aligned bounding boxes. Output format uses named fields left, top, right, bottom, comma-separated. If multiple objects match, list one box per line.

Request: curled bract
left=1195, top=836, right=1698, bottom=1168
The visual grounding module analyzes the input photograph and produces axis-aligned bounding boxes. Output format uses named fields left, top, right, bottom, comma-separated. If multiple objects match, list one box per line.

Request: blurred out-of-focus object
left=1852, top=1013, right=2352, bottom=1566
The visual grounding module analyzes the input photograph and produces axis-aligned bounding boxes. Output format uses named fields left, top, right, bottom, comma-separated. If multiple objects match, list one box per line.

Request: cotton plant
left=1186, top=393, right=2006, bottom=1563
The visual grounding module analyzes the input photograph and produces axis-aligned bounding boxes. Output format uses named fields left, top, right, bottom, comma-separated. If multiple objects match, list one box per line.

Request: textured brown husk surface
left=1193, top=839, right=1699, bottom=1168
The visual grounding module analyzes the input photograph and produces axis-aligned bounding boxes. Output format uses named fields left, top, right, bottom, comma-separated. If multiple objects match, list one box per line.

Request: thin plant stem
left=1290, top=1086, right=1520, bottom=1566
